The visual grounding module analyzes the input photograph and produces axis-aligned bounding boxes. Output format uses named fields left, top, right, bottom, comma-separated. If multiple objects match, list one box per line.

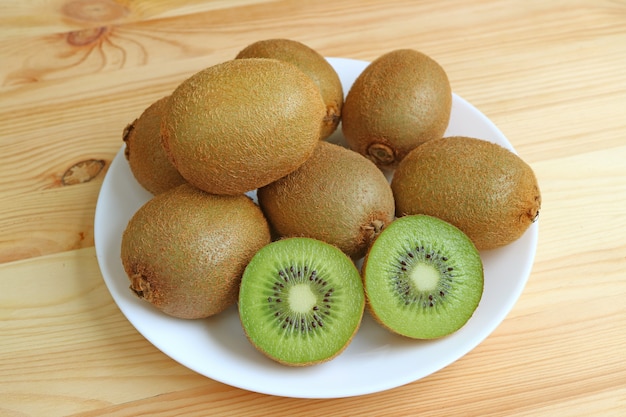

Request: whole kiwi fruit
left=342, top=49, right=452, bottom=168
left=235, top=38, right=343, bottom=140
left=391, top=136, right=541, bottom=250
left=238, top=237, right=365, bottom=366
left=161, top=58, right=326, bottom=195
left=120, top=183, right=271, bottom=319
left=363, top=214, right=483, bottom=339
left=122, top=96, right=186, bottom=195
left=257, top=141, right=395, bottom=259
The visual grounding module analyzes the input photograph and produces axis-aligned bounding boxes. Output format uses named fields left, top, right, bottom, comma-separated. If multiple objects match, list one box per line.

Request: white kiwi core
left=288, top=283, right=317, bottom=313
left=410, top=263, right=440, bottom=292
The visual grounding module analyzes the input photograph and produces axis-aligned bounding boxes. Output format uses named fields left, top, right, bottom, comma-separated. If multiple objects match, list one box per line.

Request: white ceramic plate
left=94, top=57, right=538, bottom=399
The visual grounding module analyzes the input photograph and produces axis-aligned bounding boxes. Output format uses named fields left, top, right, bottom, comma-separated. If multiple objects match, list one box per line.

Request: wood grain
left=0, top=0, right=278, bottom=41
left=1, top=0, right=626, bottom=415
left=0, top=248, right=211, bottom=416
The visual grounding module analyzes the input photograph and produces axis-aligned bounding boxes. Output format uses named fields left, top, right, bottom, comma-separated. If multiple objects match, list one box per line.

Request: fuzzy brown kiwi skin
left=391, top=136, right=541, bottom=250
left=123, top=96, right=186, bottom=195
left=257, top=141, right=395, bottom=260
left=120, top=183, right=271, bottom=319
left=235, top=38, right=343, bottom=140
left=160, top=58, right=326, bottom=196
left=342, top=49, right=452, bottom=169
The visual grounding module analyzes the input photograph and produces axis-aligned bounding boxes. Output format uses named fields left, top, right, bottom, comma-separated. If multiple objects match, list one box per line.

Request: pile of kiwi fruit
left=120, top=39, right=541, bottom=367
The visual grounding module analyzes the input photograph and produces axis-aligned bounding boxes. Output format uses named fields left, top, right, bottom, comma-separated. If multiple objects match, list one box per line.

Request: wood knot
left=62, top=159, right=106, bottom=185
left=67, top=26, right=108, bottom=46
left=62, top=0, right=129, bottom=23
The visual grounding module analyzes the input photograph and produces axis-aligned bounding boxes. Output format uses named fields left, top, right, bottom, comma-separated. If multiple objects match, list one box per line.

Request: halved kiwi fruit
left=362, top=215, right=483, bottom=339
left=238, top=237, right=365, bottom=366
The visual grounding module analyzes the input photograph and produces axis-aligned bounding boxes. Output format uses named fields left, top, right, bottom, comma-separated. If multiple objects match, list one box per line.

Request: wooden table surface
left=2, top=0, right=625, bottom=415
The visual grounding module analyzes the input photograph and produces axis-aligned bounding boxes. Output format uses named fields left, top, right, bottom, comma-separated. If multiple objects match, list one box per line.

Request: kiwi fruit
left=122, top=96, right=186, bottom=195
left=342, top=49, right=452, bottom=168
left=363, top=215, right=483, bottom=339
left=238, top=237, right=365, bottom=366
left=391, top=136, right=541, bottom=250
left=120, top=183, right=271, bottom=319
left=161, top=58, right=326, bottom=195
left=257, top=141, right=395, bottom=259
left=235, top=38, right=343, bottom=140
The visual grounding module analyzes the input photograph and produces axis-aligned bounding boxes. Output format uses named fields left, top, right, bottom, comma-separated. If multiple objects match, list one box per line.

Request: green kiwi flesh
left=363, top=215, right=483, bottom=339
left=122, top=96, right=186, bottom=195
left=235, top=38, right=343, bottom=140
left=121, top=183, right=271, bottom=319
left=238, top=237, right=365, bottom=366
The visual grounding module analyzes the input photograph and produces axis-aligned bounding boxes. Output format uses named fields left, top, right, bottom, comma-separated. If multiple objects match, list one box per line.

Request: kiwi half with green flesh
left=342, top=49, right=452, bottom=168
left=238, top=237, right=365, bottom=366
left=122, top=96, right=186, bottom=195
left=257, top=141, right=395, bottom=260
left=161, top=58, right=326, bottom=195
left=391, top=136, right=541, bottom=250
left=121, top=183, right=271, bottom=319
left=235, top=38, right=343, bottom=140
left=363, top=215, right=483, bottom=339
